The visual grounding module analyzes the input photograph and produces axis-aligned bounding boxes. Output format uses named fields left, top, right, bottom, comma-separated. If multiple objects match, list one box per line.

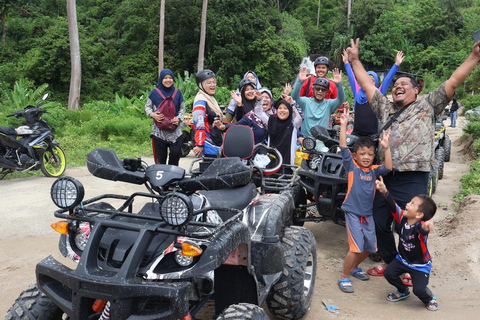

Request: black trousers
left=152, top=135, right=183, bottom=166
left=384, top=258, right=433, bottom=304
left=373, top=171, right=429, bottom=264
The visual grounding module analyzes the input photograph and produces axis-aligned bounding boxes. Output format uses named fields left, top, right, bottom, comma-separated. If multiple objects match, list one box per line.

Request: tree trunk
left=317, top=0, right=321, bottom=27
left=197, top=0, right=208, bottom=72
left=66, top=0, right=81, bottom=110
left=1, top=8, right=6, bottom=46
left=347, top=0, right=352, bottom=28
left=158, top=0, right=165, bottom=74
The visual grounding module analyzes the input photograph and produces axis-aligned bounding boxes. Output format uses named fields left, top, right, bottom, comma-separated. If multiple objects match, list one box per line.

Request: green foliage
left=458, top=160, right=480, bottom=198
left=459, top=94, right=480, bottom=111
left=464, top=121, right=480, bottom=139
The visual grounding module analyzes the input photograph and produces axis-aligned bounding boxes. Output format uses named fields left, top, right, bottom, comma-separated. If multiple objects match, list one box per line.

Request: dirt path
left=1, top=116, right=479, bottom=319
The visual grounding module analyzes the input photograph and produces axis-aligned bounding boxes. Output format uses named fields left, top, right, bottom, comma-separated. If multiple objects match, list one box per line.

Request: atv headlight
left=302, top=137, right=316, bottom=151
left=308, top=154, right=322, bottom=170
left=51, top=177, right=85, bottom=209
left=175, top=250, right=194, bottom=267
left=159, top=193, right=193, bottom=226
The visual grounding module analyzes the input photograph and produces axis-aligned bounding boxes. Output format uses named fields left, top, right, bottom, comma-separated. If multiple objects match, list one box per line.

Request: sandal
left=426, top=296, right=438, bottom=311
left=367, top=264, right=387, bottom=276
left=350, top=268, right=370, bottom=281
left=402, top=273, right=413, bottom=287
left=338, top=278, right=354, bottom=293
left=386, top=289, right=410, bottom=302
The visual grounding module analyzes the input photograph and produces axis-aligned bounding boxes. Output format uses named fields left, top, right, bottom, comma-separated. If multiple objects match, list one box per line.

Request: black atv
left=6, top=126, right=316, bottom=320
left=428, top=115, right=452, bottom=195
left=292, top=125, right=359, bottom=227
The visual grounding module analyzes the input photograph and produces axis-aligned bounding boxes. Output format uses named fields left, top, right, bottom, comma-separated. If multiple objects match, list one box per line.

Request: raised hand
left=395, top=51, right=405, bottom=66
left=379, top=129, right=391, bottom=149
left=339, top=102, right=350, bottom=126
left=375, top=176, right=388, bottom=195
left=283, top=83, right=292, bottom=95
left=298, top=67, right=308, bottom=82
left=341, top=49, right=349, bottom=64
left=332, top=68, right=342, bottom=83
left=347, top=38, right=360, bottom=61
left=230, top=91, right=242, bottom=105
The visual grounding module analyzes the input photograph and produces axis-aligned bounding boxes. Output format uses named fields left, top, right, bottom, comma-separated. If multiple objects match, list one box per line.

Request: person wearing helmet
left=292, top=68, right=345, bottom=139
left=299, top=56, right=338, bottom=99
left=192, top=69, right=224, bottom=157
left=341, top=49, right=405, bottom=137
left=225, top=70, right=262, bottom=122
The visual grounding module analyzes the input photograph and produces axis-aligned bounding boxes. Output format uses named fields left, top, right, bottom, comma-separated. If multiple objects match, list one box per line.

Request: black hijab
left=236, top=82, right=257, bottom=120
left=268, top=99, right=294, bottom=164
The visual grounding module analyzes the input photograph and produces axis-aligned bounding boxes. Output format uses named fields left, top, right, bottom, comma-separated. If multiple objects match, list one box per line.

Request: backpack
left=154, top=88, right=178, bottom=131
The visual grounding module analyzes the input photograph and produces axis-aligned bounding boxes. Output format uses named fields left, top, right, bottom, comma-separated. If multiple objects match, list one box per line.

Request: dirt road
left=1, top=116, right=479, bottom=319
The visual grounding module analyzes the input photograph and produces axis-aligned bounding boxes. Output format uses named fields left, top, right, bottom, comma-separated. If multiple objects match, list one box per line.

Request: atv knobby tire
left=435, top=147, right=445, bottom=180
left=266, top=226, right=317, bottom=320
left=443, top=135, right=451, bottom=162
left=216, top=303, right=269, bottom=320
left=292, top=186, right=307, bottom=226
left=5, top=283, right=64, bottom=320
left=428, top=162, right=439, bottom=196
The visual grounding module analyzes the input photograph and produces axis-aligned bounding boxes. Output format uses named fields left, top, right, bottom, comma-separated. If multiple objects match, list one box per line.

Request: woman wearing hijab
left=145, top=69, right=185, bottom=165
left=267, top=98, right=302, bottom=165
left=192, top=69, right=224, bottom=157
left=225, top=70, right=262, bottom=122
left=342, top=50, right=404, bottom=137
left=258, top=87, right=276, bottom=116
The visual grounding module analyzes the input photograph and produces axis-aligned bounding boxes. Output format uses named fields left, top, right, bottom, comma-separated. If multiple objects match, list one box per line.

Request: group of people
left=144, top=37, right=480, bottom=312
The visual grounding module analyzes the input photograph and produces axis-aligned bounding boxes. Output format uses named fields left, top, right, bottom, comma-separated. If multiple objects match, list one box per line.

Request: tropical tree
left=66, top=0, right=81, bottom=110
left=198, top=0, right=208, bottom=71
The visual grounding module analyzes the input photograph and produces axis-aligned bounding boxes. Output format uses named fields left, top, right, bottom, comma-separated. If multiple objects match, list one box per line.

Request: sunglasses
left=314, top=86, right=328, bottom=93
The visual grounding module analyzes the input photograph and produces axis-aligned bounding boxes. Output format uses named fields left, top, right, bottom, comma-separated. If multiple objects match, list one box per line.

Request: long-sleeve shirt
left=292, top=79, right=345, bottom=138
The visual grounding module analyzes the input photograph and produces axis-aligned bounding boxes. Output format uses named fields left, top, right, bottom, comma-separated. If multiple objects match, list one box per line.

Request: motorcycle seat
left=179, top=157, right=252, bottom=192
left=198, top=182, right=257, bottom=220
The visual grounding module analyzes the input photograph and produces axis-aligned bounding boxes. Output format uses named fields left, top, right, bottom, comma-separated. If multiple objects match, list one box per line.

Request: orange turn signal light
left=181, top=242, right=203, bottom=257
left=51, top=221, right=69, bottom=235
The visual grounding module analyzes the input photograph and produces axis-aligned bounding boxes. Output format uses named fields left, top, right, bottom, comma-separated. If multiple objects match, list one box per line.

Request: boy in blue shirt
left=338, top=103, right=392, bottom=293
left=375, top=176, right=438, bottom=311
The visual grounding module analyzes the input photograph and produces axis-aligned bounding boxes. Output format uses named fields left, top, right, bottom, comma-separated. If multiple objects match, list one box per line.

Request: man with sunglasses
left=292, top=67, right=346, bottom=138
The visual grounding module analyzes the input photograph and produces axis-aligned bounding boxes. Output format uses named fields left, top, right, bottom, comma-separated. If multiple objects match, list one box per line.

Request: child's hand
left=422, top=220, right=434, bottom=232
left=379, top=129, right=391, bottom=149
left=339, top=102, right=350, bottom=127
left=375, top=176, right=388, bottom=195
left=332, top=68, right=342, bottom=83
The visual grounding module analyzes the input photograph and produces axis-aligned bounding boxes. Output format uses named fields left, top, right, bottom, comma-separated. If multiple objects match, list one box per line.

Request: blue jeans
left=450, top=110, right=457, bottom=127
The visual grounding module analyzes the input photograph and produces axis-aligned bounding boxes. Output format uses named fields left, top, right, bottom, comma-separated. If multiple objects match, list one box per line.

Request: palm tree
left=66, top=0, right=81, bottom=110
left=197, top=0, right=208, bottom=71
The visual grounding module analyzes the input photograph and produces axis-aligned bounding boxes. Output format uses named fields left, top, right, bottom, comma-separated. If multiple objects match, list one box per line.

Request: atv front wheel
left=6, top=283, right=65, bottom=319
left=41, top=145, right=66, bottom=177
left=216, top=303, right=269, bottom=320
left=266, top=226, right=317, bottom=320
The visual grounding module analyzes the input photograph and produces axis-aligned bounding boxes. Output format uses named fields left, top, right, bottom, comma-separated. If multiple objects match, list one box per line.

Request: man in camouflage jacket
left=346, top=38, right=480, bottom=270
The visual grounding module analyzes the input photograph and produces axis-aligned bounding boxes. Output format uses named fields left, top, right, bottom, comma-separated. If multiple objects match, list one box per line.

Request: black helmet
left=195, top=69, right=216, bottom=87
left=313, top=77, right=330, bottom=89
left=314, top=56, right=330, bottom=68
left=239, top=78, right=255, bottom=91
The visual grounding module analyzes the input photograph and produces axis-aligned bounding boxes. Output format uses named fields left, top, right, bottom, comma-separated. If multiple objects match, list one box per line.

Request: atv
left=428, top=115, right=451, bottom=195
left=6, top=125, right=316, bottom=320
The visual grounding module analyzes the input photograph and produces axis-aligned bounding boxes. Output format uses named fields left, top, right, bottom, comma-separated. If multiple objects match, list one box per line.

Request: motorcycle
left=0, top=105, right=66, bottom=179
left=293, top=125, right=358, bottom=227
left=6, top=125, right=316, bottom=320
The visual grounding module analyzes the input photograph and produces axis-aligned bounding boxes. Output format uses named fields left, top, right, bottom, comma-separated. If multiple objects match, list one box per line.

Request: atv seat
left=179, top=157, right=251, bottom=192
left=199, top=183, right=257, bottom=220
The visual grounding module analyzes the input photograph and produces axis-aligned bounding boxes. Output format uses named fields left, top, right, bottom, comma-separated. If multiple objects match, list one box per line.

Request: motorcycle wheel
left=41, top=145, right=66, bottom=177
left=216, top=303, right=269, bottom=320
left=6, top=283, right=65, bottom=320
left=266, top=226, right=317, bottom=320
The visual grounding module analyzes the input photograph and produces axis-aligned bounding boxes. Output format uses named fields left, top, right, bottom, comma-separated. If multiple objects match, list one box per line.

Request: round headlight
left=302, top=137, right=316, bottom=151
left=159, top=193, right=193, bottom=226
left=308, top=154, right=322, bottom=170
left=51, top=177, right=85, bottom=209
left=175, top=250, right=194, bottom=267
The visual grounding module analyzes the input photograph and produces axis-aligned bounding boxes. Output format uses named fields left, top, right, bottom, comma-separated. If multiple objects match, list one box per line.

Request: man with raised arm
left=346, top=38, right=480, bottom=278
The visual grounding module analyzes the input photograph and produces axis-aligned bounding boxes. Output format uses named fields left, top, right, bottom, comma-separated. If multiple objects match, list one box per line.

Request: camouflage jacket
left=370, top=83, right=450, bottom=172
